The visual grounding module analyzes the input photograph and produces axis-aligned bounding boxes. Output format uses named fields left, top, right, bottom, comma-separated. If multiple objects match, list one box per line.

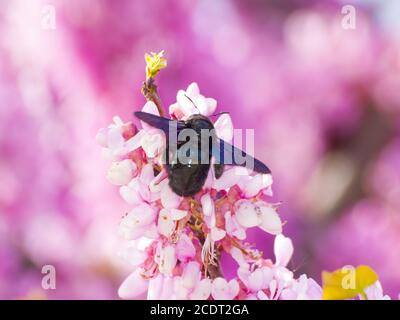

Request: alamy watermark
left=41, top=5, right=56, bottom=30
left=341, top=5, right=356, bottom=30
left=161, top=123, right=256, bottom=172
left=41, top=265, right=56, bottom=290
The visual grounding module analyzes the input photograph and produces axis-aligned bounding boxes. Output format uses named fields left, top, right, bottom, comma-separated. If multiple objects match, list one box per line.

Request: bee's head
left=186, top=114, right=214, bottom=131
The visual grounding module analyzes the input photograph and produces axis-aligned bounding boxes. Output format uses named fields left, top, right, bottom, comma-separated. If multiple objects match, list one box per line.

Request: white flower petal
left=186, top=82, right=200, bottom=97
left=106, top=160, right=136, bottom=186
left=235, top=200, right=259, bottom=228
left=118, top=269, right=148, bottom=299
left=170, top=209, right=188, bottom=220
left=140, top=101, right=160, bottom=131
left=258, top=204, right=282, bottom=235
left=176, top=233, right=196, bottom=262
left=124, top=129, right=146, bottom=152
left=182, top=261, right=201, bottom=289
left=274, top=234, right=293, bottom=267
left=211, top=227, right=226, bottom=241
left=119, top=178, right=142, bottom=205
left=158, top=245, right=177, bottom=275
left=147, top=274, right=164, bottom=300
left=201, top=193, right=214, bottom=217
left=214, top=114, right=233, bottom=142
left=190, top=278, right=211, bottom=300
left=160, top=181, right=182, bottom=209
left=157, top=209, right=176, bottom=237
left=107, top=127, right=124, bottom=150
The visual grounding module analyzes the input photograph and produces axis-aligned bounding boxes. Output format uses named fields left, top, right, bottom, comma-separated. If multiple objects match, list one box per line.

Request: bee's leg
left=214, top=163, right=224, bottom=179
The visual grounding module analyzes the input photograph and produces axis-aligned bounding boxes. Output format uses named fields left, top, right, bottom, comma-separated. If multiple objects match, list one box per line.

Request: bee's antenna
left=210, top=112, right=229, bottom=117
left=184, top=94, right=200, bottom=113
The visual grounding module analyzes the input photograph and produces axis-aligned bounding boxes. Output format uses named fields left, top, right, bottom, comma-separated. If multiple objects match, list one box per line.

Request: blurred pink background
left=1, top=0, right=400, bottom=299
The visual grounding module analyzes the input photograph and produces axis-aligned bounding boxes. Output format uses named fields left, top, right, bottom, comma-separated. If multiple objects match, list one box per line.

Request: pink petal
left=107, top=127, right=124, bottom=150
left=213, top=167, right=248, bottom=190
left=186, top=82, right=200, bottom=97
left=169, top=102, right=185, bottom=120
left=96, top=128, right=108, bottom=147
left=247, top=268, right=265, bottom=292
left=119, top=178, right=142, bottom=205
left=147, top=274, right=164, bottom=300
left=214, top=114, right=233, bottom=142
left=211, top=227, right=226, bottom=241
left=149, top=169, right=168, bottom=193
left=274, top=234, right=294, bottom=267
left=200, top=193, right=214, bottom=217
left=227, top=279, right=240, bottom=299
left=211, top=278, right=240, bottom=300
left=177, top=89, right=197, bottom=117
left=211, top=277, right=229, bottom=300
left=176, top=234, right=196, bottom=262
left=106, top=160, right=136, bottom=186
left=258, top=204, right=282, bottom=235
left=158, top=245, right=177, bottom=275
left=230, top=247, right=248, bottom=268
left=124, top=129, right=146, bottom=152
left=118, top=269, right=148, bottom=299
left=159, top=276, right=175, bottom=299
left=173, top=278, right=190, bottom=299
left=182, top=261, right=201, bottom=289
left=170, top=208, right=188, bottom=220
left=160, top=181, right=182, bottom=209
left=140, top=163, right=157, bottom=185
left=141, top=101, right=160, bottom=131
left=235, top=200, right=259, bottom=228
left=130, top=203, right=157, bottom=226
left=204, top=97, right=217, bottom=116
left=141, top=132, right=165, bottom=158
left=190, top=278, right=211, bottom=300
left=225, top=211, right=246, bottom=240
left=261, top=267, right=274, bottom=288
left=157, top=209, right=175, bottom=237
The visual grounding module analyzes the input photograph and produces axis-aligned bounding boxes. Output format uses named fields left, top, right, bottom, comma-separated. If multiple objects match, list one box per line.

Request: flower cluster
left=98, top=81, right=391, bottom=300
left=97, top=82, right=322, bottom=300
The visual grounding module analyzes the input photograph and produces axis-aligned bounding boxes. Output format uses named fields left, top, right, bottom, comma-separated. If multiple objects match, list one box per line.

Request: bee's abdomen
left=167, top=164, right=210, bottom=197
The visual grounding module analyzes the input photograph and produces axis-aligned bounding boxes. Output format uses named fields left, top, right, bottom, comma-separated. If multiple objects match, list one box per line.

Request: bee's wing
left=213, top=139, right=271, bottom=174
left=134, top=111, right=185, bottom=134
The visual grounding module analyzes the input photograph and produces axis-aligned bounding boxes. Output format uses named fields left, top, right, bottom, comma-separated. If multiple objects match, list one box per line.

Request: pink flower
left=96, top=116, right=138, bottom=159
left=106, top=159, right=137, bottom=185
left=224, top=211, right=246, bottom=240
left=173, top=262, right=211, bottom=300
left=157, top=208, right=187, bottom=237
left=147, top=274, right=175, bottom=300
left=280, top=275, right=322, bottom=300
left=211, top=278, right=240, bottom=300
left=274, top=234, right=294, bottom=267
left=118, top=203, right=157, bottom=240
left=175, top=234, right=196, bottom=263
left=169, top=82, right=217, bottom=119
left=118, top=269, right=148, bottom=299
left=238, top=267, right=273, bottom=293
left=234, top=200, right=282, bottom=235
left=155, top=244, right=177, bottom=275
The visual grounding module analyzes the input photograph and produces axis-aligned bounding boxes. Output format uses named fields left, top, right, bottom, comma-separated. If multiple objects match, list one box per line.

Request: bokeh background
left=1, top=0, right=400, bottom=299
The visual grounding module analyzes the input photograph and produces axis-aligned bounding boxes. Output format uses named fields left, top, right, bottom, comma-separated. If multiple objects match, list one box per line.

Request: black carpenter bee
left=134, top=110, right=271, bottom=197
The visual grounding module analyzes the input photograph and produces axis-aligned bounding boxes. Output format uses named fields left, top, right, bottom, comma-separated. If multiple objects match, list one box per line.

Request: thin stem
left=141, top=77, right=164, bottom=116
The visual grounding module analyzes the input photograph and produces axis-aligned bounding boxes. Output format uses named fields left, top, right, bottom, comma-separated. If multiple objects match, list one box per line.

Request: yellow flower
left=145, top=50, right=167, bottom=79
left=322, top=265, right=378, bottom=300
